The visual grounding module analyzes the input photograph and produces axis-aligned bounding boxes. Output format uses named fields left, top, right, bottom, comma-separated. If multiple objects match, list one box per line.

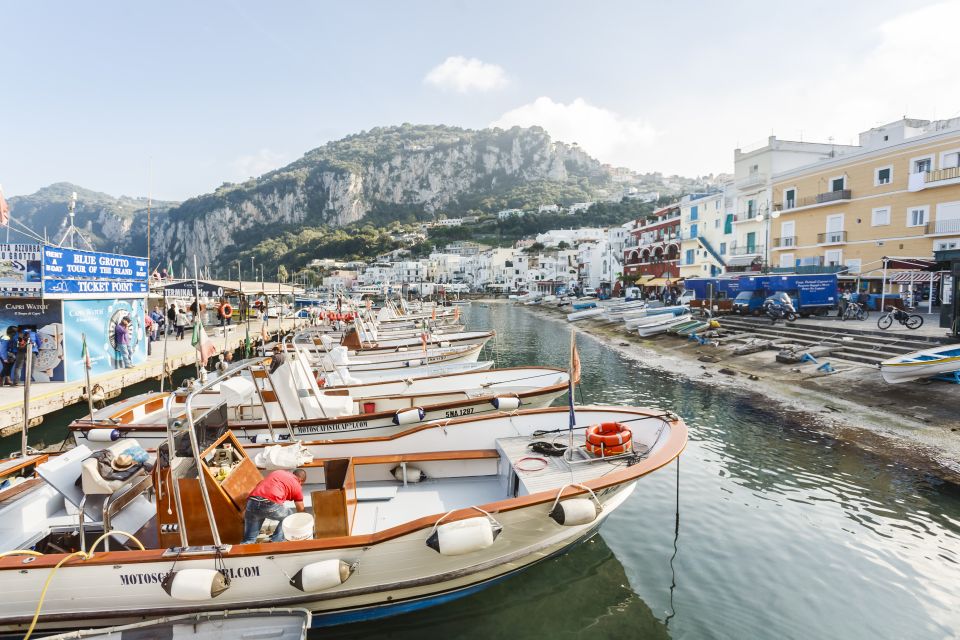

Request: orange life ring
left=585, top=422, right=633, bottom=450
left=220, top=303, right=233, bottom=317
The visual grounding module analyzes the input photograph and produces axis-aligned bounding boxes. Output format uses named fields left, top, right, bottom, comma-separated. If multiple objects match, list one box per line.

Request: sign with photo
left=0, top=244, right=42, bottom=297
left=62, top=298, right=146, bottom=381
left=0, top=298, right=65, bottom=382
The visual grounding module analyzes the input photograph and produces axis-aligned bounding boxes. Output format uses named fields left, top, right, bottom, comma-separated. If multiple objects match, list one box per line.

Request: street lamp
left=755, top=208, right=781, bottom=273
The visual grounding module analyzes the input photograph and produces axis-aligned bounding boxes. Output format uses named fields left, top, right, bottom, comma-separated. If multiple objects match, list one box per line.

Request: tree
left=278, top=265, right=288, bottom=282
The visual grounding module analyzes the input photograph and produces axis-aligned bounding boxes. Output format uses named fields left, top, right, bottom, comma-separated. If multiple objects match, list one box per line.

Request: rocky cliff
left=153, top=124, right=610, bottom=266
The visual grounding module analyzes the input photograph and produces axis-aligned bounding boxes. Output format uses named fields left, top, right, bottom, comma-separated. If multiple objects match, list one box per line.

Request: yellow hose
left=0, top=550, right=43, bottom=558
left=22, top=530, right=145, bottom=640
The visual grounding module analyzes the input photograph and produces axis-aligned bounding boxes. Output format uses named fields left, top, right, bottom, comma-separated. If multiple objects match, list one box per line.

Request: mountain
left=152, top=124, right=612, bottom=267
left=5, top=182, right=177, bottom=256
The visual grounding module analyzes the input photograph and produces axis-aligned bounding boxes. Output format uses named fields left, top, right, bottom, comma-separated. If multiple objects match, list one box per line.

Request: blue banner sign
left=43, top=279, right=149, bottom=297
left=43, top=247, right=148, bottom=281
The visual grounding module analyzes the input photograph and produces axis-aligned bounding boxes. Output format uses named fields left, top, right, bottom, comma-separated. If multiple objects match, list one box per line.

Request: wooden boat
left=0, top=395, right=686, bottom=635
left=879, top=344, right=960, bottom=384
left=43, top=608, right=311, bottom=639
left=68, top=359, right=572, bottom=449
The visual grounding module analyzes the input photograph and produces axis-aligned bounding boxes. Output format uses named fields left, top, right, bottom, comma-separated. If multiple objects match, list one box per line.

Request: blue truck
left=730, top=274, right=838, bottom=316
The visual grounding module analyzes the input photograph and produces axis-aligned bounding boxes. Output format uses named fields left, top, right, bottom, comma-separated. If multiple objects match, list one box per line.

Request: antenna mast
left=56, top=191, right=95, bottom=250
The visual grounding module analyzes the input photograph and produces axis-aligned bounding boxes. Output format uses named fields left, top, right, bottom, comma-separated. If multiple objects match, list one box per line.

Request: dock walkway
left=0, top=317, right=304, bottom=437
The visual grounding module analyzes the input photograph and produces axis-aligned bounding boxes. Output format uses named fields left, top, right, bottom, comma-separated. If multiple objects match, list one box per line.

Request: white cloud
left=232, top=149, right=289, bottom=180
left=492, top=97, right=658, bottom=167
left=424, top=56, right=508, bottom=93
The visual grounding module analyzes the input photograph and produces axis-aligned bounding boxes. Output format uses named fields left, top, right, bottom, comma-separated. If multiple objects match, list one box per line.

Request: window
left=779, top=253, right=794, bottom=269
left=830, top=176, right=845, bottom=192
left=685, top=249, right=694, bottom=265
left=871, top=206, right=890, bottom=226
left=935, top=239, right=959, bottom=251
left=690, top=205, right=699, bottom=220
left=942, top=151, right=960, bottom=169
left=824, top=250, right=842, bottom=266
left=747, top=200, right=755, bottom=217
left=845, top=259, right=862, bottom=274
left=714, top=218, right=720, bottom=229
left=724, top=214, right=733, bottom=234
left=719, top=242, right=727, bottom=255
left=907, top=206, right=929, bottom=227
left=689, top=224, right=698, bottom=239
left=874, top=166, right=892, bottom=186
left=784, top=188, right=796, bottom=210
left=912, top=156, right=933, bottom=174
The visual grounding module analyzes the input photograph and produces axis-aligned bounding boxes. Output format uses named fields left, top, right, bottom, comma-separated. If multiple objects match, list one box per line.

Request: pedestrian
left=241, top=468, right=307, bottom=543
left=167, top=304, right=177, bottom=335
left=838, top=288, right=851, bottom=318
left=175, top=307, right=188, bottom=340
left=115, top=317, right=134, bottom=369
left=150, top=305, right=164, bottom=341
left=12, top=327, right=40, bottom=385
left=0, top=326, right=16, bottom=386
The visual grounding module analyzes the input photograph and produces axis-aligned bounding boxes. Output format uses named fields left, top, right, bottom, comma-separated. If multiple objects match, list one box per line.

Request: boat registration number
left=443, top=407, right=475, bottom=419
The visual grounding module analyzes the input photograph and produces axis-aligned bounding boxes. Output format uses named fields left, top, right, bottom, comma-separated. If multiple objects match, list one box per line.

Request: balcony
left=733, top=212, right=759, bottom=224
left=681, top=230, right=699, bottom=241
left=683, top=214, right=700, bottom=224
left=729, top=244, right=764, bottom=256
left=774, top=190, right=853, bottom=211
left=637, top=214, right=681, bottom=229
left=914, top=166, right=960, bottom=190
left=772, top=236, right=797, bottom=249
left=736, top=172, right=767, bottom=189
left=817, top=230, right=847, bottom=244
left=931, top=218, right=960, bottom=235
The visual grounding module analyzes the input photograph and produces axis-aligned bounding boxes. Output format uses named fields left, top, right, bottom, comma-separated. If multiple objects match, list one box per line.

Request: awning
left=634, top=275, right=654, bottom=284
left=883, top=257, right=937, bottom=271
left=645, top=278, right=672, bottom=286
left=890, top=271, right=941, bottom=283
left=725, top=255, right=761, bottom=267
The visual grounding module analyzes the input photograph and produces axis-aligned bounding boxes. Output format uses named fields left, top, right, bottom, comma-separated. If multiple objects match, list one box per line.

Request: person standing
left=241, top=469, right=306, bottom=543
left=115, top=317, right=133, bottom=369
left=175, top=307, right=188, bottom=340
left=149, top=305, right=164, bottom=341
left=12, top=327, right=40, bottom=385
left=167, top=304, right=177, bottom=336
left=0, top=326, right=17, bottom=386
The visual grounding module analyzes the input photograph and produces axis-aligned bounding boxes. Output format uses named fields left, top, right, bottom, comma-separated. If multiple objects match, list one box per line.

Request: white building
left=568, top=202, right=594, bottom=214
left=536, top=228, right=606, bottom=247
left=538, top=204, right=560, bottom=214
left=498, top=208, right=525, bottom=220
left=432, top=218, right=463, bottom=227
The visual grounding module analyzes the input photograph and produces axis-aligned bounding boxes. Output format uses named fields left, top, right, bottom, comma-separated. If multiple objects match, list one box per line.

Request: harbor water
left=14, top=302, right=960, bottom=638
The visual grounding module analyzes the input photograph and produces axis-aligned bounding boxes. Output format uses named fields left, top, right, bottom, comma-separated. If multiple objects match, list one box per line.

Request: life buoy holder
left=585, top=422, right=633, bottom=456
left=220, top=303, right=233, bottom=317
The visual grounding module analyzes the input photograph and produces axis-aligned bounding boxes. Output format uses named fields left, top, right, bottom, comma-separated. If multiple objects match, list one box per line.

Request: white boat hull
left=879, top=344, right=960, bottom=384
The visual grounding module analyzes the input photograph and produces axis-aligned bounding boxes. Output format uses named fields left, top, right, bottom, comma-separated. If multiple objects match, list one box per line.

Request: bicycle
left=876, top=306, right=924, bottom=330
left=841, top=301, right=868, bottom=321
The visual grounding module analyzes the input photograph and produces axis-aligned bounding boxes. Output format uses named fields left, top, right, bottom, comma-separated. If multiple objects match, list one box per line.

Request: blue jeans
left=242, top=496, right=293, bottom=543
left=118, top=344, right=132, bottom=368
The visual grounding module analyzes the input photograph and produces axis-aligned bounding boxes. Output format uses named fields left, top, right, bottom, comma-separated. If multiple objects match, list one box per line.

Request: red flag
left=569, top=332, right=581, bottom=383
left=0, top=186, right=9, bottom=227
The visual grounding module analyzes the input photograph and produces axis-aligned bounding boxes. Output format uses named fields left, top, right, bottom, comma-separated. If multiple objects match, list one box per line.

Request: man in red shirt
left=241, top=469, right=307, bottom=543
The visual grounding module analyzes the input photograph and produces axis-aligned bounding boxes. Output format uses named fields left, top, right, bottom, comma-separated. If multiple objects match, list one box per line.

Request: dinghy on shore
left=879, top=344, right=960, bottom=384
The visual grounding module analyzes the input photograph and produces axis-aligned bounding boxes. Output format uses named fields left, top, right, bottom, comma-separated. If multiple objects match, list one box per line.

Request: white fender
left=391, top=465, right=425, bottom=483
left=393, top=407, right=425, bottom=425
left=290, top=559, right=354, bottom=592
left=86, top=428, right=120, bottom=442
left=549, top=498, right=599, bottom=526
left=426, top=516, right=502, bottom=556
left=491, top=395, right=521, bottom=410
left=250, top=434, right=273, bottom=444
left=161, top=569, right=229, bottom=600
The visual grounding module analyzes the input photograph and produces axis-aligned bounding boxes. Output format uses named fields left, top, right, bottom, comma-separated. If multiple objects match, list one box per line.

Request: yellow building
left=770, top=118, right=960, bottom=292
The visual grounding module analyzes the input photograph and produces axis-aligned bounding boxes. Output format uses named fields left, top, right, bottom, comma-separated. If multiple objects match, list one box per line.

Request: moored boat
left=878, top=344, right=960, bottom=384
left=0, top=396, right=686, bottom=635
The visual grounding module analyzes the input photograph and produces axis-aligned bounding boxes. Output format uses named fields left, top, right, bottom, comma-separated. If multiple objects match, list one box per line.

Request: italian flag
left=192, top=318, right=218, bottom=362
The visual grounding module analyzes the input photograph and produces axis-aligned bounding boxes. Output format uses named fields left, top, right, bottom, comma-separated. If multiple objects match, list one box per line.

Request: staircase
left=697, top=236, right=726, bottom=268
left=716, top=315, right=948, bottom=366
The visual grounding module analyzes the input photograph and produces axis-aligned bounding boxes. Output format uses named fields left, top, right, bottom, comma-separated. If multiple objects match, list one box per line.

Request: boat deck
left=495, top=434, right=632, bottom=496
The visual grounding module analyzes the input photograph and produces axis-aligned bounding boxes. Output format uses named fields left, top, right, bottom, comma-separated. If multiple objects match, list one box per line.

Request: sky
left=2, top=0, right=959, bottom=201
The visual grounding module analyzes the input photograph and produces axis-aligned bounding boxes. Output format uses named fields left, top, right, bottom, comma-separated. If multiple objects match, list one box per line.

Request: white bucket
left=282, top=513, right=314, bottom=541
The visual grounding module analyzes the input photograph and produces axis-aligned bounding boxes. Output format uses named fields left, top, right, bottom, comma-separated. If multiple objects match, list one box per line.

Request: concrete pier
left=0, top=317, right=303, bottom=437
